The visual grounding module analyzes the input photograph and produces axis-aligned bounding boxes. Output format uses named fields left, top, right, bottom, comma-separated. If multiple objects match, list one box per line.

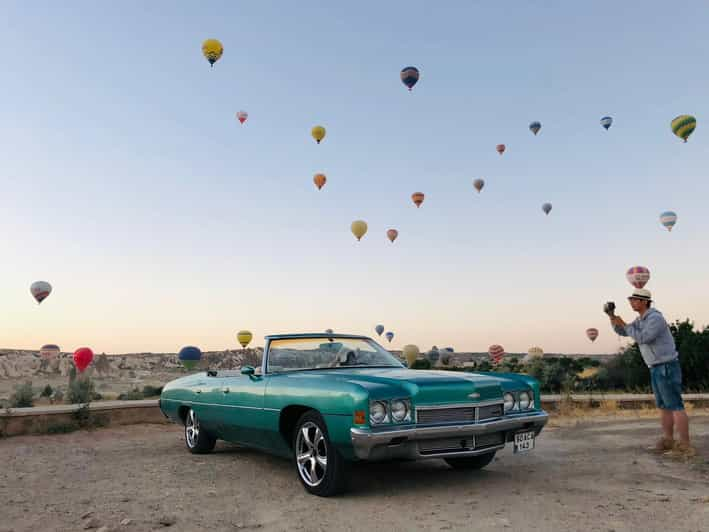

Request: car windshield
left=267, top=337, right=403, bottom=372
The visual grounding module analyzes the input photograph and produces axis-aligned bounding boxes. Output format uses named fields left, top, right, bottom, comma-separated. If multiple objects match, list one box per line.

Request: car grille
left=418, top=432, right=504, bottom=455
left=416, top=403, right=504, bottom=425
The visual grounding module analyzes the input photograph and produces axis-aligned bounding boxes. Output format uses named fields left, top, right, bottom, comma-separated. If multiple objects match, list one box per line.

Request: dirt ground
left=2, top=414, right=708, bottom=532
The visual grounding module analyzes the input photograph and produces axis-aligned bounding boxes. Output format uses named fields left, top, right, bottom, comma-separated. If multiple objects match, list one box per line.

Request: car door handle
left=222, top=387, right=230, bottom=394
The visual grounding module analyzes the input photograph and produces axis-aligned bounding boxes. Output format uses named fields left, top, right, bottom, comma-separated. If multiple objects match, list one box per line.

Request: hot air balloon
left=529, top=121, right=541, bottom=135
left=386, top=229, right=398, bottom=243
left=325, top=329, right=334, bottom=334
left=178, top=346, right=202, bottom=370
left=73, top=347, right=93, bottom=373
left=237, top=330, right=253, bottom=349
left=385, top=331, right=394, bottom=343
left=671, top=115, right=696, bottom=142
left=473, top=179, right=485, bottom=193
left=524, top=346, right=544, bottom=364
left=496, top=144, right=506, bottom=155
left=351, top=220, right=368, bottom=241
left=313, top=173, right=326, bottom=190
left=402, top=344, right=419, bottom=366
left=488, top=344, right=505, bottom=365
left=311, top=125, right=326, bottom=144
left=626, top=266, right=650, bottom=289
left=400, top=66, right=419, bottom=91
left=40, top=344, right=60, bottom=360
left=542, top=202, right=552, bottom=215
left=586, top=328, right=599, bottom=342
left=201, top=39, right=223, bottom=67
left=660, top=211, right=677, bottom=232
left=30, top=281, right=52, bottom=304
left=411, top=192, right=425, bottom=208
left=236, top=111, right=248, bottom=124
left=375, top=325, right=384, bottom=336
left=600, top=116, right=613, bottom=130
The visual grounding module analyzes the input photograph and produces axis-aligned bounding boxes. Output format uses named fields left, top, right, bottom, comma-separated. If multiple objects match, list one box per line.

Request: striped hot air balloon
left=586, top=328, right=599, bottom=342
left=600, top=116, right=613, bottom=130
left=40, top=344, right=60, bottom=360
left=626, top=266, right=650, bottom=289
left=400, top=66, right=420, bottom=91
left=30, top=281, right=52, bottom=304
left=411, top=192, right=425, bottom=208
left=488, top=344, right=505, bottom=365
left=237, top=330, right=253, bottom=349
left=529, top=121, right=541, bottom=135
left=671, top=115, right=696, bottom=142
left=659, top=211, right=677, bottom=232
left=385, top=331, right=394, bottom=343
left=178, top=346, right=202, bottom=370
left=236, top=110, right=248, bottom=124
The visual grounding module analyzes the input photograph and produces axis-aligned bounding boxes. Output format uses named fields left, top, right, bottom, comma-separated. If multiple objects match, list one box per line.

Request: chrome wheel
left=296, top=421, right=328, bottom=487
left=185, top=409, right=199, bottom=449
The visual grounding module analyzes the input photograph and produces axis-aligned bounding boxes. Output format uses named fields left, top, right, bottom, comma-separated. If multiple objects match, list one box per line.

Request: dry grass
left=548, top=401, right=707, bottom=428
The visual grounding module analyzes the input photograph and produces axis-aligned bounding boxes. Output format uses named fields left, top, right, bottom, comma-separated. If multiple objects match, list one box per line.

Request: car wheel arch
left=177, top=405, right=190, bottom=425
left=280, top=405, right=318, bottom=449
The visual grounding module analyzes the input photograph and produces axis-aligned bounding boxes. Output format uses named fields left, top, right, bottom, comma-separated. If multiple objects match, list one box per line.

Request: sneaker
left=648, top=437, right=675, bottom=453
left=664, top=442, right=697, bottom=458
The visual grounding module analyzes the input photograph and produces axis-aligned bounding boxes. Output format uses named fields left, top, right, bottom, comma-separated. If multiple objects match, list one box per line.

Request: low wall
left=1, top=395, right=708, bottom=438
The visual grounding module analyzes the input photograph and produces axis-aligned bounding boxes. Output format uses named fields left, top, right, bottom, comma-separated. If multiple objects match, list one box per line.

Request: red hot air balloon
left=73, top=347, right=94, bottom=373
left=586, top=328, right=599, bottom=342
left=411, top=192, right=425, bottom=208
left=626, top=266, right=650, bottom=289
left=496, top=144, right=506, bottom=155
left=386, top=229, right=398, bottom=243
left=488, top=344, right=505, bottom=365
left=236, top=110, right=248, bottom=124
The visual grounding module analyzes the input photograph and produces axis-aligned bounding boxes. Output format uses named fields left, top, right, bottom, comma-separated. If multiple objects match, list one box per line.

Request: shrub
left=67, top=377, right=95, bottom=404
left=142, top=385, right=163, bottom=398
left=10, top=381, right=35, bottom=408
left=40, top=384, right=54, bottom=398
left=410, top=359, right=432, bottom=370
left=117, top=388, right=144, bottom=400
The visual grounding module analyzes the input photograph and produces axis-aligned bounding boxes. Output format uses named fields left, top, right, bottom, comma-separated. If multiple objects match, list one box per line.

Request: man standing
left=609, top=288, right=693, bottom=456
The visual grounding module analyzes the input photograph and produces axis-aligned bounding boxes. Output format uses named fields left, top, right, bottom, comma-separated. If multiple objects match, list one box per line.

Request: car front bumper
left=350, top=410, right=549, bottom=460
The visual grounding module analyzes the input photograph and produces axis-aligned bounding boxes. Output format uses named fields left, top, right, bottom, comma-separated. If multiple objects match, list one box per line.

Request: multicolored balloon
left=351, top=220, right=368, bottom=241
left=73, top=347, right=94, bottom=373
left=496, top=144, right=506, bottom=155
left=529, top=121, right=541, bottom=135
left=400, top=66, right=419, bottom=91
left=178, top=346, right=202, bottom=370
left=313, top=173, right=326, bottom=190
left=385, top=331, right=394, bottom=343
left=659, top=211, right=677, bottom=232
left=40, top=344, right=60, bottom=360
left=542, top=202, right=552, bottom=215
left=311, top=125, right=326, bottom=144
left=386, top=229, right=398, bottom=243
left=375, top=325, right=384, bottom=336
left=201, top=39, right=223, bottom=67
left=411, top=192, right=425, bottom=208
left=473, top=179, right=485, bottom=193
left=30, top=281, right=52, bottom=304
left=626, top=266, right=650, bottom=289
left=237, top=330, right=253, bottom=349
left=402, top=344, right=419, bottom=366
left=671, top=115, right=696, bottom=142
left=488, top=344, right=505, bottom=365
left=586, top=328, right=599, bottom=342
left=600, top=116, right=613, bottom=130
left=236, top=111, right=248, bottom=124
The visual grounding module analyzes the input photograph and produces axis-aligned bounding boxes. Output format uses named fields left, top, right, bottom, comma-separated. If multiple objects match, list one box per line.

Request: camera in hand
left=603, top=301, right=616, bottom=316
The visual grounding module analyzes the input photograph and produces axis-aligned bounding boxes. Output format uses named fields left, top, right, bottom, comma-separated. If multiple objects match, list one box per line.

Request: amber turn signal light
left=353, top=410, right=366, bottom=424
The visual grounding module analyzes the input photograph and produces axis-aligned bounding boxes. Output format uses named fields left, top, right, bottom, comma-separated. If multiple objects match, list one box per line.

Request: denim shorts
left=650, top=359, right=684, bottom=411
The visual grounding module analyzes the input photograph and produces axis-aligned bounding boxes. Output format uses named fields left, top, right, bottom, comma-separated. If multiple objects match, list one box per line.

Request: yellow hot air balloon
left=237, top=330, right=253, bottom=349
left=311, top=125, right=326, bottom=144
left=201, top=39, right=223, bottom=67
left=351, top=220, right=368, bottom=241
left=402, top=344, right=420, bottom=367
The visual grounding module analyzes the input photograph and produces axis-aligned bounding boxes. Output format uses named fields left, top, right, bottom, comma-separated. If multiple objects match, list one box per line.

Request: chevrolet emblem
left=468, top=392, right=480, bottom=399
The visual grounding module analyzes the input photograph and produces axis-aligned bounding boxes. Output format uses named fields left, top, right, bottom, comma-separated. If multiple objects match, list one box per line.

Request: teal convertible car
left=159, top=333, right=548, bottom=496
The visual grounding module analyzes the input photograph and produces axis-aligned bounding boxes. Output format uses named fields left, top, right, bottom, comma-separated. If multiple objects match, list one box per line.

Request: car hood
left=282, top=368, right=521, bottom=405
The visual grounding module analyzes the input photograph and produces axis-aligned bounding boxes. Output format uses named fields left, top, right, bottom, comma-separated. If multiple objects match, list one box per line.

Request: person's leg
left=673, top=410, right=690, bottom=445
left=651, top=366, right=675, bottom=450
left=661, top=409, right=675, bottom=440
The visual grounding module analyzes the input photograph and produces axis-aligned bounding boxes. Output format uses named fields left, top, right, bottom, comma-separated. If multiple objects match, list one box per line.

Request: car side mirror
left=241, top=366, right=255, bottom=376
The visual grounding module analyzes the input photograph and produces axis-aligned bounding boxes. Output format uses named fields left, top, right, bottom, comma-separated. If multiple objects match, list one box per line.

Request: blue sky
left=1, top=1, right=708, bottom=354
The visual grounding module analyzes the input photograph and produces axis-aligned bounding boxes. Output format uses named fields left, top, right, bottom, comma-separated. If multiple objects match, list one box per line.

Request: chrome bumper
left=350, top=411, right=549, bottom=460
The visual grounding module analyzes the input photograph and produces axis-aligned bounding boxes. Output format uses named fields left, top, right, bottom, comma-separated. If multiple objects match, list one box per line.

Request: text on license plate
left=513, top=431, right=535, bottom=453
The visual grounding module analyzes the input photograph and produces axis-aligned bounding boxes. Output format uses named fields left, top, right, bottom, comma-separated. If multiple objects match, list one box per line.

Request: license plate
left=513, top=431, right=535, bottom=453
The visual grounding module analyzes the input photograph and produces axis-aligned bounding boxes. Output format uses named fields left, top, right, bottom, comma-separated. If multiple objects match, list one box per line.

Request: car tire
left=444, top=451, right=496, bottom=470
left=293, top=410, right=349, bottom=497
left=184, top=408, right=216, bottom=454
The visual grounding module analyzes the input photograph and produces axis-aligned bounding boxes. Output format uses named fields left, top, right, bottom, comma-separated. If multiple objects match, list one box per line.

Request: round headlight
left=503, top=392, right=515, bottom=412
left=390, top=399, right=408, bottom=422
left=519, top=391, right=531, bottom=410
left=370, top=401, right=387, bottom=424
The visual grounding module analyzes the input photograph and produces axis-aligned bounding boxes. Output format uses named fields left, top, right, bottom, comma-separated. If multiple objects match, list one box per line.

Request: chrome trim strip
left=350, top=411, right=548, bottom=460
left=415, top=400, right=503, bottom=410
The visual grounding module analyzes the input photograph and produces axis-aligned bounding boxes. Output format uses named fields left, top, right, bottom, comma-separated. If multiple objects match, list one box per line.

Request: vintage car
left=159, top=333, right=548, bottom=496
